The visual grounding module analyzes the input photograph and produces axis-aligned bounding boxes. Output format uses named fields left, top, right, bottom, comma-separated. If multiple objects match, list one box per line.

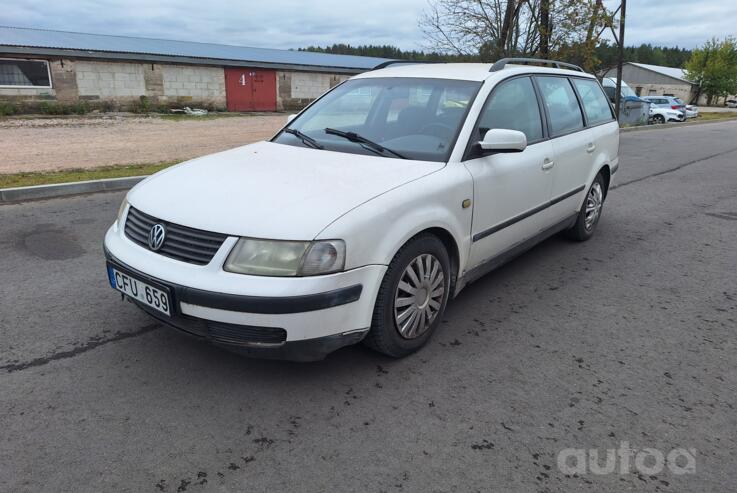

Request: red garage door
left=225, top=68, right=276, bottom=112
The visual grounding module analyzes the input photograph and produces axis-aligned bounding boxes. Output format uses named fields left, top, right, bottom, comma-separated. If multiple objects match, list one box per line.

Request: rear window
left=536, top=76, right=584, bottom=136
left=572, top=78, right=615, bottom=125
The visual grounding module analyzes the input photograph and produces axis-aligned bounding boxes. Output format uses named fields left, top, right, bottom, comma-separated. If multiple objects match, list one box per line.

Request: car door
left=535, top=76, right=591, bottom=223
left=463, top=76, right=555, bottom=270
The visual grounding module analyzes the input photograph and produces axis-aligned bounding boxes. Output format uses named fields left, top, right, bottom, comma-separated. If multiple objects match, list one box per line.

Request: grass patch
left=0, top=161, right=180, bottom=189
left=695, top=112, right=737, bottom=121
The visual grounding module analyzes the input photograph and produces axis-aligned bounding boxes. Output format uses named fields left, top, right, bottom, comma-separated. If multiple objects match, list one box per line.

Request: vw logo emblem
left=148, top=223, right=166, bottom=251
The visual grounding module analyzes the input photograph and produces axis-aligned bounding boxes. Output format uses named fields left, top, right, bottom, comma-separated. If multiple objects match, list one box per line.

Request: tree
left=685, top=37, right=737, bottom=105
left=418, top=0, right=612, bottom=67
left=593, top=42, right=691, bottom=72
left=418, top=0, right=536, bottom=58
left=299, top=43, right=692, bottom=75
left=539, top=0, right=551, bottom=57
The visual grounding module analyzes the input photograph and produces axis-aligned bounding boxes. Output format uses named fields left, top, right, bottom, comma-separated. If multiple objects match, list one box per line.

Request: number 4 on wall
left=239, top=74, right=247, bottom=86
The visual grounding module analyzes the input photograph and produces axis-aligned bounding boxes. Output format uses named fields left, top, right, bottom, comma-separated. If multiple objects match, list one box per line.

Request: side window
left=572, top=78, right=615, bottom=125
left=536, top=76, right=584, bottom=136
left=0, top=59, right=51, bottom=87
left=476, top=77, right=543, bottom=144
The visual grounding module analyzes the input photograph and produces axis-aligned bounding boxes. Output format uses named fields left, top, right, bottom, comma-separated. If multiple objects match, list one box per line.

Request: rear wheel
left=363, top=234, right=451, bottom=357
left=565, top=173, right=606, bottom=242
left=652, top=114, right=665, bottom=124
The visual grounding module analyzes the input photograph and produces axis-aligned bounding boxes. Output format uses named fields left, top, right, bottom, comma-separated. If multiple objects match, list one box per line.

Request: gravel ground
left=0, top=121, right=736, bottom=492
left=0, top=114, right=285, bottom=174
left=1, top=111, right=735, bottom=176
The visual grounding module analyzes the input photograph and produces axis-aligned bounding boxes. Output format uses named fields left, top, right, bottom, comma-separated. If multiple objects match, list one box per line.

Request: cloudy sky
left=2, top=0, right=735, bottom=51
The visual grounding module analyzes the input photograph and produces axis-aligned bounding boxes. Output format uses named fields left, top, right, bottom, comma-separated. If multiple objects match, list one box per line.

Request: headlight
left=116, top=198, right=129, bottom=226
left=224, top=238, right=345, bottom=277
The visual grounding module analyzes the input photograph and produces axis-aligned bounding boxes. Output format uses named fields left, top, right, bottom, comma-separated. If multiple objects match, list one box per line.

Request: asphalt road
left=2, top=121, right=737, bottom=492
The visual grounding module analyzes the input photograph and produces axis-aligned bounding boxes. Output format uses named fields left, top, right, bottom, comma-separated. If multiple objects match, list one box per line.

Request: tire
left=652, top=114, right=665, bottom=124
left=363, top=233, right=451, bottom=358
left=565, top=173, right=606, bottom=242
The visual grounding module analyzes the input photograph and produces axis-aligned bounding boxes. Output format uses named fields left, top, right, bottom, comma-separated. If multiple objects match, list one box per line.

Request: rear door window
left=571, top=78, right=615, bottom=125
left=535, top=76, right=584, bottom=136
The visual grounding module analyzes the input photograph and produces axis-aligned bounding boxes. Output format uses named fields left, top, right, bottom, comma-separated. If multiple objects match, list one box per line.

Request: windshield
left=273, top=77, right=481, bottom=162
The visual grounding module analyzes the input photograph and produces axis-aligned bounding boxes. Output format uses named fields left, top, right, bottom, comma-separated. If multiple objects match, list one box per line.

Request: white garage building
left=0, top=26, right=391, bottom=112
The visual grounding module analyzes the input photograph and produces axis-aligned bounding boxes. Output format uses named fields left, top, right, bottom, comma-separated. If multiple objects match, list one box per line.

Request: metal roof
left=629, top=62, right=692, bottom=84
left=0, top=26, right=391, bottom=73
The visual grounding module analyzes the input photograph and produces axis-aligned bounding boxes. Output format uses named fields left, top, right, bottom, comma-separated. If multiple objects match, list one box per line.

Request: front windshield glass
left=273, top=77, right=481, bottom=162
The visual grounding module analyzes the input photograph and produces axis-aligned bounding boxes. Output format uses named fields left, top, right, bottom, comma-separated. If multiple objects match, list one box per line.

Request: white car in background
left=104, top=58, right=619, bottom=361
left=648, top=105, right=684, bottom=124
left=685, top=105, right=699, bottom=118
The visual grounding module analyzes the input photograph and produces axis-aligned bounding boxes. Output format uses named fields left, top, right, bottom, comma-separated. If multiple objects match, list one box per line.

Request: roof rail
left=372, top=60, right=425, bottom=70
left=490, top=57, right=584, bottom=73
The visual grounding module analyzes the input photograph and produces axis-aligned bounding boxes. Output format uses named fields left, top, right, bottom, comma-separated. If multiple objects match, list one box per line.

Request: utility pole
left=613, top=0, right=627, bottom=120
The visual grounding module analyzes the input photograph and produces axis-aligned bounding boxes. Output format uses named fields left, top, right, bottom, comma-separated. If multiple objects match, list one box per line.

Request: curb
left=0, top=175, right=146, bottom=203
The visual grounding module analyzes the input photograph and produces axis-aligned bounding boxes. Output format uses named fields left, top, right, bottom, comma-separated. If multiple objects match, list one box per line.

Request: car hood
left=128, top=141, right=443, bottom=239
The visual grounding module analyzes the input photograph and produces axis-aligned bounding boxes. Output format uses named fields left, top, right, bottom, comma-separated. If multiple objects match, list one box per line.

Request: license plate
left=107, top=265, right=171, bottom=316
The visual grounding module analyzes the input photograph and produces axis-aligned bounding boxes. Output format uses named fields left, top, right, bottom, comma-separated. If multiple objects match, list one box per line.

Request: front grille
left=207, top=321, right=287, bottom=346
left=124, top=207, right=228, bottom=265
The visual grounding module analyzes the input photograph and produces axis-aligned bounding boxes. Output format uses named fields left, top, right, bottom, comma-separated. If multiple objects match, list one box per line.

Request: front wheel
left=363, top=234, right=451, bottom=358
left=565, top=174, right=606, bottom=242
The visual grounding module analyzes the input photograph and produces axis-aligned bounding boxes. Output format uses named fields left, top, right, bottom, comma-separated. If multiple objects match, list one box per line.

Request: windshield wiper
left=324, top=128, right=407, bottom=159
left=284, top=128, right=323, bottom=150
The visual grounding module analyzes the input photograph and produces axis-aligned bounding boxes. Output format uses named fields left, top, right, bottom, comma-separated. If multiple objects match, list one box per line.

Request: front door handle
left=586, top=143, right=596, bottom=153
left=542, top=158, right=555, bottom=170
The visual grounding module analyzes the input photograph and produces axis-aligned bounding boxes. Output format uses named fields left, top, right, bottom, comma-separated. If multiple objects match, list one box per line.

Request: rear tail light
left=671, top=105, right=680, bottom=110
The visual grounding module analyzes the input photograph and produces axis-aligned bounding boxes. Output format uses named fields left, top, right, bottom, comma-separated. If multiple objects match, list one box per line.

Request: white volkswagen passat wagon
left=104, top=58, right=619, bottom=361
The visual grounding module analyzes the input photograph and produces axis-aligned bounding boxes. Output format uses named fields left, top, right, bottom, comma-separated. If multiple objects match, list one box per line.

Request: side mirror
left=478, top=128, right=527, bottom=154
left=286, top=114, right=297, bottom=123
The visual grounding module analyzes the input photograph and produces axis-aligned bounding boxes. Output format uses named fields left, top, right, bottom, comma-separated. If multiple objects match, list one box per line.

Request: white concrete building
left=0, top=26, right=390, bottom=112
left=603, top=62, right=734, bottom=106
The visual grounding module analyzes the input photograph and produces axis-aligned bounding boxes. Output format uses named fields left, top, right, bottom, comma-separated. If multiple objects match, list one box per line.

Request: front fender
left=316, top=164, right=474, bottom=274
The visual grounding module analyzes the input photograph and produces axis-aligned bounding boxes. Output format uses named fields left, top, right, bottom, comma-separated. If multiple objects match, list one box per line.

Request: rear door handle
left=542, top=158, right=555, bottom=170
left=586, top=143, right=596, bottom=153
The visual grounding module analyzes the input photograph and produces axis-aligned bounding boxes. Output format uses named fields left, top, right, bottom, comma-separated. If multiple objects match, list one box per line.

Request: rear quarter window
left=572, top=78, right=615, bottom=125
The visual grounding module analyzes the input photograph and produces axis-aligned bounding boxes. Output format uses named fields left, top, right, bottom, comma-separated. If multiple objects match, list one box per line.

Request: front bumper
left=104, top=223, right=386, bottom=361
